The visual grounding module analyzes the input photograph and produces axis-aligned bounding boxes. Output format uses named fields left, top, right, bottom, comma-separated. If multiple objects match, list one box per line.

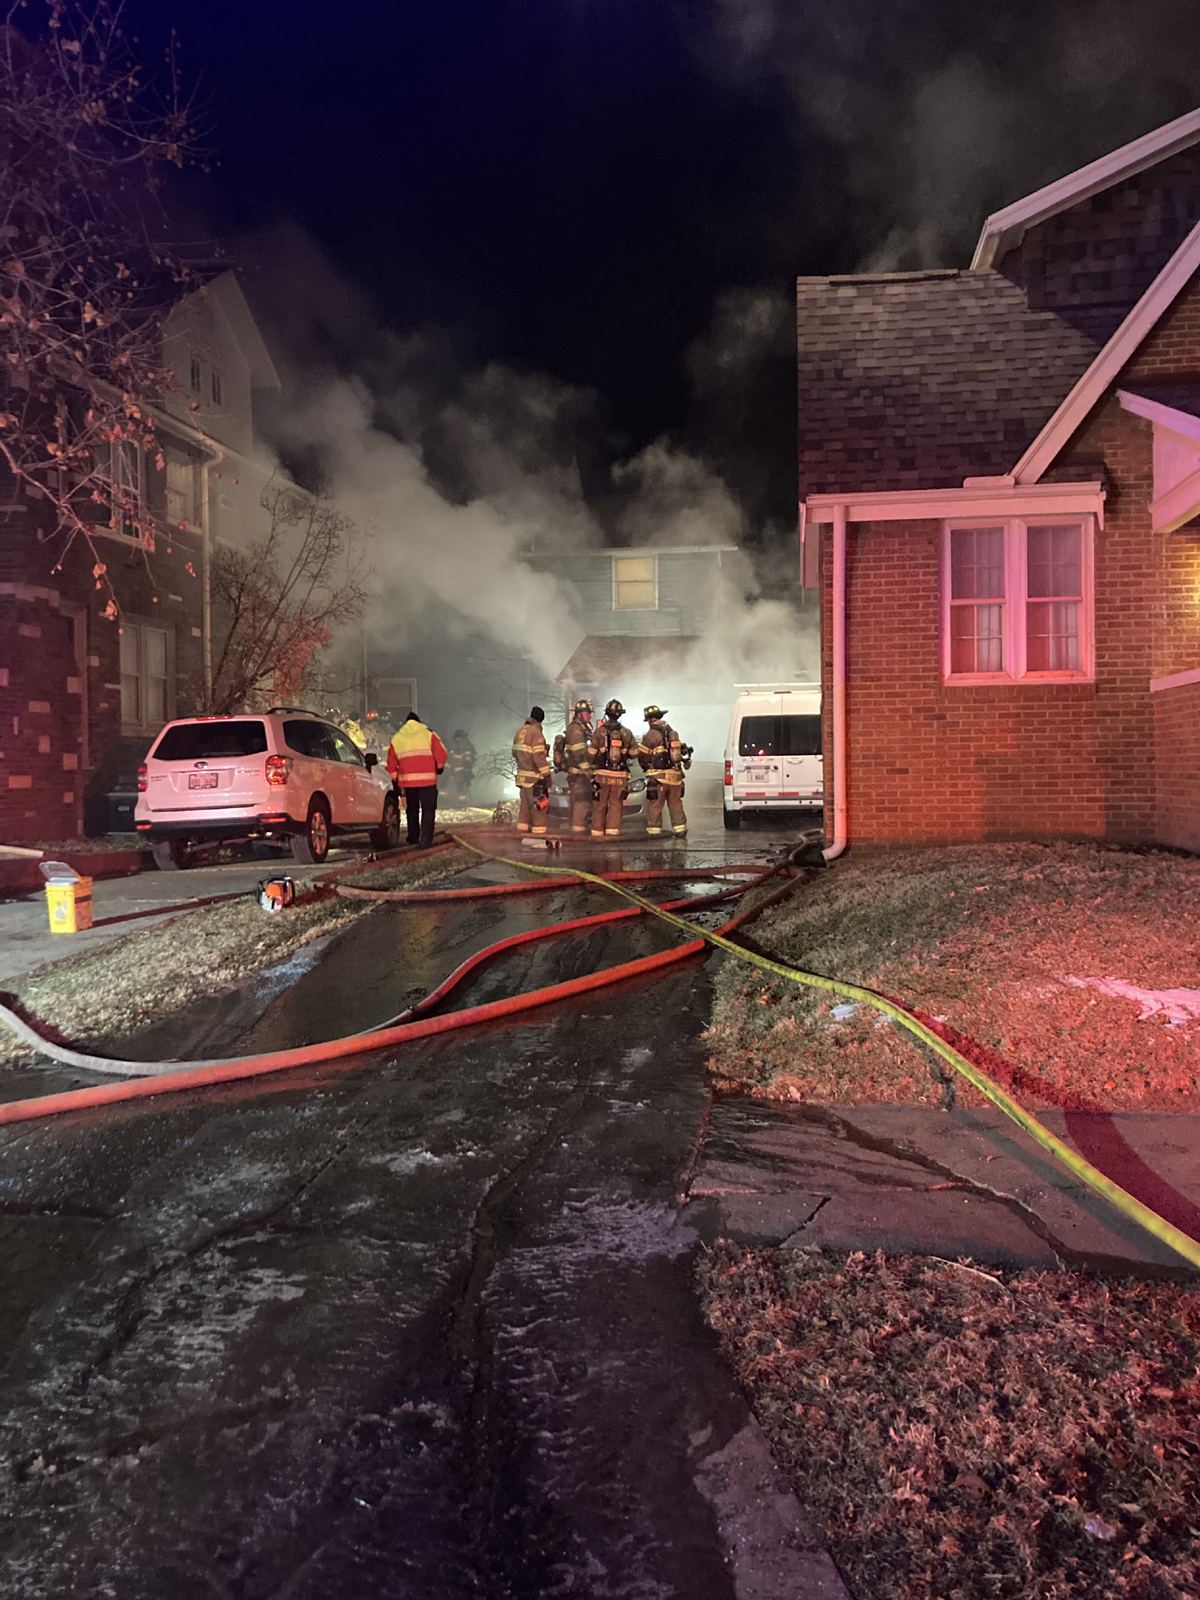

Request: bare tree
left=0, top=0, right=199, bottom=611
left=208, top=482, right=368, bottom=714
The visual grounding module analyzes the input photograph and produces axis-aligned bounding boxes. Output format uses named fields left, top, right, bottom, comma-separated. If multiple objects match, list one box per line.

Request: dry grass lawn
left=0, top=846, right=474, bottom=1067
left=699, top=1244, right=1200, bottom=1600
left=707, top=842, right=1200, bottom=1112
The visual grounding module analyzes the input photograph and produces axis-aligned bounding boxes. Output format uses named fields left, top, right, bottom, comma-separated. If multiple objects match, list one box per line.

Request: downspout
left=200, top=451, right=221, bottom=711
left=822, top=502, right=848, bottom=862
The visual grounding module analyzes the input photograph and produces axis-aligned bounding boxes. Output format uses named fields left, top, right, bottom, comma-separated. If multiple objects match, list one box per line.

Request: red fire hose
left=0, top=860, right=799, bottom=1124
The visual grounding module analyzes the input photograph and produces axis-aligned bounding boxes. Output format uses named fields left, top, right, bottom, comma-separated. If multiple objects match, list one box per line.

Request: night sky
left=111, top=0, right=1200, bottom=528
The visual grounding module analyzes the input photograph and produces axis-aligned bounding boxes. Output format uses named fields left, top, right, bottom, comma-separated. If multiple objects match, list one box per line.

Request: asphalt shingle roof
left=797, top=269, right=1102, bottom=496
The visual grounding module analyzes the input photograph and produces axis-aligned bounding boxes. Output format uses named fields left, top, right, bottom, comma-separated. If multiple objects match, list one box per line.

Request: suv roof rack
left=266, top=706, right=323, bottom=716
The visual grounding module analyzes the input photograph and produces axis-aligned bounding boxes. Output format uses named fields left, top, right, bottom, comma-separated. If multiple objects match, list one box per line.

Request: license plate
left=188, top=772, right=218, bottom=790
left=746, top=769, right=770, bottom=783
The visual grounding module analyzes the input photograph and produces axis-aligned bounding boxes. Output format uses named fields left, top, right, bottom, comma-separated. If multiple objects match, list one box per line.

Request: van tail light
left=724, top=760, right=732, bottom=787
left=265, top=754, right=292, bottom=787
left=137, top=763, right=148, bottom=792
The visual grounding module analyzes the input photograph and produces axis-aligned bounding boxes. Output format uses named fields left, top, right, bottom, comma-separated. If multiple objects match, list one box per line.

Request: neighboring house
left=541, top=544, right=746, bottom=755
left=0, top=271, right=281, bottom=844
left=799, top=106, right=1200, bottom=853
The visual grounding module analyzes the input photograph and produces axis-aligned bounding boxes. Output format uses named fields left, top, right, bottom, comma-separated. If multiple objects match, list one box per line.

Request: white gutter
left=823, top=503, right=848, bottom=862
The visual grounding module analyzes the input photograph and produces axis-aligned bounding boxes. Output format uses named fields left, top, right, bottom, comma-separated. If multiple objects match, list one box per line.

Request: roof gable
left=973, top=106, right=1200, bottom=271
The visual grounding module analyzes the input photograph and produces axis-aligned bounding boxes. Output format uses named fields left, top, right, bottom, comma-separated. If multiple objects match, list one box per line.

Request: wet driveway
left=0, top=816, right=846, bottom=1598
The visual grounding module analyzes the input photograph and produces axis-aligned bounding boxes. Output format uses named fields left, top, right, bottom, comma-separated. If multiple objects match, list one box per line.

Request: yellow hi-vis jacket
left=387, top=720, right=447, bottom=787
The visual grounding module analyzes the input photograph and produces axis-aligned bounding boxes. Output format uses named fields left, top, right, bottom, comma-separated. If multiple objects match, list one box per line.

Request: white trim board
left=1150, top=665, right=1200, bottom=693
left=972, top=107, right=1200, bottom=270
left=804, top=481, right=1105, bottom=525
left=1011, top=216, right=1200, bottom=485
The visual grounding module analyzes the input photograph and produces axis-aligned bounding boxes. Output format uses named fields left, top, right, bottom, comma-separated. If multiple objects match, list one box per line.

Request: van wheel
left=370, top=794, right=401, bottom=850
left=291, top=800, right=330, bottom=864
left=722, top=807, right=741, bottom=831
left=151, top=839, right=191, bottom=871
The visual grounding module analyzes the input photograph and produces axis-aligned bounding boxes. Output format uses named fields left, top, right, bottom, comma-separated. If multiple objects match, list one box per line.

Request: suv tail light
left=723, top=760, right=732, bottom=787
left=137, top=763, right=148, bottom=792
left=265, top=754, right=292, bottom=787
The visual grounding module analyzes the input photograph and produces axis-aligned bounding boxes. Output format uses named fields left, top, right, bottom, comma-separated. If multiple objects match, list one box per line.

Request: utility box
left=41, top=862, right=94, bottom=934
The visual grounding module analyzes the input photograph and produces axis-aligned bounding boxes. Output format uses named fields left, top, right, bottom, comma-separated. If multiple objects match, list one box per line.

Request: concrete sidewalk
left=685, top=1098, right=1200, bottom=1275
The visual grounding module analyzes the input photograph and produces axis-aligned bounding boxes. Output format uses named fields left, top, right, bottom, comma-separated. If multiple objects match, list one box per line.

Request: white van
left=723, top=684, right=823, bottom=830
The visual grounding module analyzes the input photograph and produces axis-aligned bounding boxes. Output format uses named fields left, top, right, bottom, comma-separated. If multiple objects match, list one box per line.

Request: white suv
left=134, top=709, right=400, bottom=870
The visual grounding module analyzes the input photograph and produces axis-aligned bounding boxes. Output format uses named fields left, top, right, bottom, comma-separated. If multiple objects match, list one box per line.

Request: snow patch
left=1065, top=976, right=1200, bottom=1027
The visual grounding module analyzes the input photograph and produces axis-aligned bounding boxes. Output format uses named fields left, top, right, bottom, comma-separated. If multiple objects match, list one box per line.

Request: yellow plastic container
left=45, top=877, right=93, bottom=934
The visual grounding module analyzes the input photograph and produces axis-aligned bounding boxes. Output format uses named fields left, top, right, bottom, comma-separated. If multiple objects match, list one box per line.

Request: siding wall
left=532, top=550, right=727, bottom=638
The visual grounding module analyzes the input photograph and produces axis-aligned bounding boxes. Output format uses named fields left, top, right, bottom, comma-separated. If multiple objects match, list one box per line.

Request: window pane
left=331, top=729, right=364, bottom=765
left=614, top=556, right=656, bottom=609
left=1027, top=525, right=1081, bottom=599
left=1027, top=601, right=1079, bottom=671
left=616, top=557, right=654, bottom=582
left=950, top=603, right=1004, bottom=674
left=144, top=627, right=167, bottom=679
left=120, top=672, right=140, bottom=724
left=950, top=527, right=1004, bottom=600
left=146, top=673, right=166, bottom=725
left=738, top=716, right=780, bottom=756
left=155, top=721, right=269, bottom=760
left=780, top=715, right=822, bottom=755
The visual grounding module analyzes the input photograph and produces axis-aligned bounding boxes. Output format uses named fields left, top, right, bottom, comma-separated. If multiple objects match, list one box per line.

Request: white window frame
left=612, top=554, right=658, bottom=611
left=941, top=517, right=1094, bottom=685
left=96, top=440, right=146, bottom=545
left=119, top=617, right=175, bottom=734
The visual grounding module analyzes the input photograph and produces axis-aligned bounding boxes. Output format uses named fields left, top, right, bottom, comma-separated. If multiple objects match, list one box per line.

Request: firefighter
left=512, top=706, right=551, bottom=835
left=387, top=711, right=448, bottom=848
left=553, top=698, right=595, bottom=834
left=588, top=698, right=636, bottom=838
left=444, top=729, right=476, bottom=806
left=639, top=705, right=692, bottom=837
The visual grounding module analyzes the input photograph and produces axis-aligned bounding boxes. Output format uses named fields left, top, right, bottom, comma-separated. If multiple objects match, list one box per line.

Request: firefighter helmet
left=604, top=698, right=625, bottom=718
left=572, top=698, right=594, bottom=717
left=643, top=704, right=666, bottom=721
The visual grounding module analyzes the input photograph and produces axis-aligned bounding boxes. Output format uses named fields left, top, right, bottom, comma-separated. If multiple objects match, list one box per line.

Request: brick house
left=798, top=107, right=1200, bottom=854
left=0, top=271, right=280, bottom=845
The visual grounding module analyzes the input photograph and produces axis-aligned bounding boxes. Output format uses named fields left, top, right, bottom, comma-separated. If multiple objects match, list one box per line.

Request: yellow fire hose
left=452, top=835, right=1200, bottom=1274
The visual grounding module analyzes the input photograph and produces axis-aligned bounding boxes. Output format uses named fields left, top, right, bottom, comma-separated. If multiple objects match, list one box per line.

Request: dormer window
left=613, top=555, right=657, bottom=610
left=189, top=355, right=201, bottom=393
left=210, top=370, right=223, bottom=407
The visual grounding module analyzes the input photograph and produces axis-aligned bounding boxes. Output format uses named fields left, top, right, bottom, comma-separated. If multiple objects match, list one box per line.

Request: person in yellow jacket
left=387, top=712, right=448, bottom=848
left=512, top=706, right=551, bottom=834
left=553, top=698, right=595, bottom=834
left=588, top=698, right=636, bottom=838
left=638, top=704, right=692, bottom=837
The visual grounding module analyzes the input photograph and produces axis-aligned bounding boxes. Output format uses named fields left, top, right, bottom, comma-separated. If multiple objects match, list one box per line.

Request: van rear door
left=780, top=713, right=823, bottom=804
left=733, top=714, right=783, bottom=799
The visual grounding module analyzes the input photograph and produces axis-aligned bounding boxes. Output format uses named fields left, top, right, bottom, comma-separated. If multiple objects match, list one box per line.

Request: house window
left=210, top=369, right=223, bottom=407
left=165, top=453, right=195, bottom=529
left=613, top=555, right=657, bottom=610
left=98, top=440, right=144, bottom=543
left=943, top=520, right=1092, bottom=683
left=189, top=355, right=202, bottom=394
left=119, top=621, right=170, bottom=730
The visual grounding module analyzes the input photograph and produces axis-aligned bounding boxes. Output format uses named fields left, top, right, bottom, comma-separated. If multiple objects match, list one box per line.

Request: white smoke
left=712, top=0, right=1200, bottom=267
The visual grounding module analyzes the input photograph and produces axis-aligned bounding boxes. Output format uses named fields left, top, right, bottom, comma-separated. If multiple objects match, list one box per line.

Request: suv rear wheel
left=370, top=793, right=401, bottom=850
left=291, top=799, right=331, bottom=864
left=152, top=839, right=191, bottom=870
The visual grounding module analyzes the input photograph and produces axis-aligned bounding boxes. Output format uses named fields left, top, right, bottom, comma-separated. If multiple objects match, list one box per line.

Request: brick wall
left=0, top=583, right=85, bottom=842
left=1154, top=679, right=1200, bottom=851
